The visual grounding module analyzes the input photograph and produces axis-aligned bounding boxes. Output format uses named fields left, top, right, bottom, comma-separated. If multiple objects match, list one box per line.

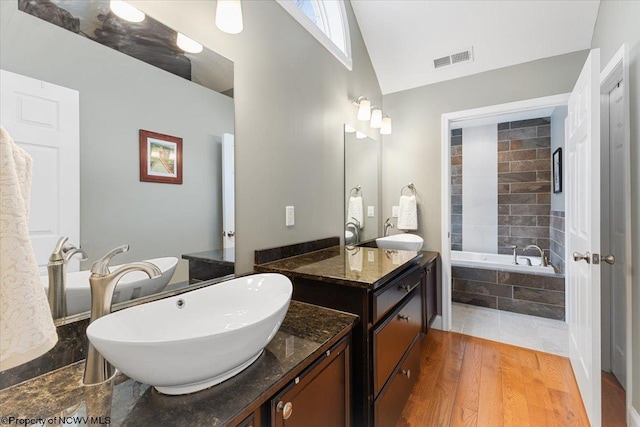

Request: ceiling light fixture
left=176, top=33, right=204, bottom=54
left=110, top=0, right=145, bottom=23
left=380, top=116, right=392, bottom=135
left=215, top=0, right=244, bottom=34
left=354, top=96, right=371, bottom=121
left=370, top=107, right=382, bottom=129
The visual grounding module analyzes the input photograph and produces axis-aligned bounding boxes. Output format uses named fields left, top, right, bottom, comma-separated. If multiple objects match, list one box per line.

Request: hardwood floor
left=602, top=371, right=626, bottom=427
left=397, top=330, right=590, bottom=427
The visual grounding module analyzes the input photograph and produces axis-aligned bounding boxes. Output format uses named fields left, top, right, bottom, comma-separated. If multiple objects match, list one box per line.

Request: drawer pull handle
left=277, top=401, right=293, bottom=420
left=401, top=369, right=411, bottom=378
left=398, top=314, right=411, bottom=322
left=399, top=284, right=412, bottom=293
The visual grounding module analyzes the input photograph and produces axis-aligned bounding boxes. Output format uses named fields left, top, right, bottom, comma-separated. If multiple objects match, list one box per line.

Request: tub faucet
left=511, top=245, right=519, bottom=265
left=384, top=217, right=395, bottom=237
left=523, top=244, right=549, bottom=267
left=47, top=237, right=88, bottom=319
left=83, top=244, right=161, bottom=385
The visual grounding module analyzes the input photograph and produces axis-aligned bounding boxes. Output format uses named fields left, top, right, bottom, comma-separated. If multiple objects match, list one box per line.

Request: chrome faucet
left=83, top=245, right=161, bottom=385
left=523, top=244, right=549, bottom=267
left=384, top=217, right=395, bottom=237
left=345, top=217, right=360, bottom=244
left=47, top=237, right=87, bottom=319
left=511, top=245, right=519, bottom=265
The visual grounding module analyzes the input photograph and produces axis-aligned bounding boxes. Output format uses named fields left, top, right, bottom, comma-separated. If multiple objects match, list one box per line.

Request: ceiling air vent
left=433, top=47, right=474, bottom=69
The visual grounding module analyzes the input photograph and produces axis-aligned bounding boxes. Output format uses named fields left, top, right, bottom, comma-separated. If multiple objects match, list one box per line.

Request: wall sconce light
left=176, top=33, right=204, bottom=53
left=110, top=0, right=145, bottom=23
left=216, top=0, right=244, bottom=34
left=344, top=124, right=356, bottom=133
left=370, top=107, right=382, bottom=129
left=380, top=116, right=392, bottom=135
left=354, top=96, right=371, bottom=121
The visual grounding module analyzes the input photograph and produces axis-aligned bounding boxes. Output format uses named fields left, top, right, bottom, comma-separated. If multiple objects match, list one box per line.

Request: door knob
left=276, top=401, right=293, bottom=420
left=227, top=231, right=235, bottom=237
left=573, top=251, right=591, bottom=263
left=601, top=254, right=615, bottom=265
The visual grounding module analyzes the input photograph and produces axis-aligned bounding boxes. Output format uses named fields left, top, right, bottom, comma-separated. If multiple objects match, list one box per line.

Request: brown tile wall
left=452, top=266, right=565, bottom=320
left=549, top=210, right=566, bottom=273
left=497, top=118, right=552, bottom=255
left=451, top=128, right=463, bottom=251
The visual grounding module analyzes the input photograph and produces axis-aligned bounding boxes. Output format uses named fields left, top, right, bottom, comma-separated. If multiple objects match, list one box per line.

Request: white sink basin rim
left=86, top=273, right=293, bottom=395
left=376, top=234, right=424, bottom=251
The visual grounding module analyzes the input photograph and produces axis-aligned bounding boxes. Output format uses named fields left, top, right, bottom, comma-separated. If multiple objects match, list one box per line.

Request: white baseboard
left=430, top=315, right=443, bottom=331
left=630, top=406, right=640, bottom=427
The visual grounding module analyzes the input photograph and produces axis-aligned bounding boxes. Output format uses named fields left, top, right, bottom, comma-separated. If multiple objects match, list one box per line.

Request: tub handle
left=572, top=251, right=591, bottom=264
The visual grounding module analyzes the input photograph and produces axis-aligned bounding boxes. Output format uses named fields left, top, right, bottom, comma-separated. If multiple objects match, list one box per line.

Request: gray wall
left=381, top=51, right=589, bottom=252
left=550, top=106, right=567, bottom=212
left=591, top=0, right=640, bottom=413
left=131, top=1, right=382, bottom=273
left=0, top=2, right=234, bottom=282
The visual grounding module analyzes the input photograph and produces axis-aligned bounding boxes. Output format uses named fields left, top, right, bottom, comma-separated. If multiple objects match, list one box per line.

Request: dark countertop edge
left=226, top=322, right=355, bottom=425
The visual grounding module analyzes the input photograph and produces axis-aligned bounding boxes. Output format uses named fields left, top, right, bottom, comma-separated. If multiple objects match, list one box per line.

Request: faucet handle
left=91, top=245, right=129, bottom=276
left=49, top=236, right=70, bottom=262
left=511, top=245, right=518, bottom=250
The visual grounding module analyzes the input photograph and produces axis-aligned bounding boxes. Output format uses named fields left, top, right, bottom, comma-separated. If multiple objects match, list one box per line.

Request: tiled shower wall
left=450, top=129, right=462, bottom=251
left=497, top=118, right=552, bottom=255
left=550, top=211, right=566, bottom=273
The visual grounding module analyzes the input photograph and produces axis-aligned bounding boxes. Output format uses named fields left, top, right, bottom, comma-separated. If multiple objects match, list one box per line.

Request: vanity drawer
left=372, top=288, right=421, bottom=397
left=374, top=335, right=420, bottom=427
left=372, top=264, right=422, bottom=323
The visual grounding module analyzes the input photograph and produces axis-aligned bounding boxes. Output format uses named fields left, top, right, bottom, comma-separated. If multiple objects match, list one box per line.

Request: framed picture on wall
left=552, top=147, right=562, bottom=193
left=139, top=130, right=183, bottom=184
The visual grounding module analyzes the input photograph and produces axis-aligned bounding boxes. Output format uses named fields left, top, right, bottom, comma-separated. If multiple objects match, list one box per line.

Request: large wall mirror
left=0, top=0, right=235, bottom=322
left=344, top=125, right=380, bottom=244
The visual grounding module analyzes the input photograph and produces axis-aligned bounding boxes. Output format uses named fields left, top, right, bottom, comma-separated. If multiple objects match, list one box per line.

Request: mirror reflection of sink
left=41, top=257, right=178, bottom=316
left=86, top=273, right=292, bottom=395
left=375, top=234, right=424, bottom=251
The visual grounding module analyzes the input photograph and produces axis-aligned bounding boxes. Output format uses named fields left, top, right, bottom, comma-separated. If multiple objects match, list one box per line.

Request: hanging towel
left=347, top=196, right=364, bottom=229
left=397, top=195, right=418, bottom=230
left=346, top=247, right=363, bottom=272
left=0, top=126, right=58, bottom=371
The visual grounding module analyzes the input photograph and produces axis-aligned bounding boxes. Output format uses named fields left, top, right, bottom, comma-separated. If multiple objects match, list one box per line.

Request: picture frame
left=552, top=147, right=562, bottom=194
left=139, top=130, right=183, bottom=184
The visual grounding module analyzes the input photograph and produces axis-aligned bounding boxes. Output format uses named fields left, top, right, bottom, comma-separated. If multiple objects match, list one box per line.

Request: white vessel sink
left=86, top=273, right=293, bottom=395
left=42, top=257, right=178, bottom=316
left=376, top=234, right=424, bottom=251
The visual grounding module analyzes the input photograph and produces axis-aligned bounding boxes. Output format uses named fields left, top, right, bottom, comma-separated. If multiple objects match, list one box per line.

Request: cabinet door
left=271, top=338, right=350, bottom=427
left=424, top=261, right=437, bottom=331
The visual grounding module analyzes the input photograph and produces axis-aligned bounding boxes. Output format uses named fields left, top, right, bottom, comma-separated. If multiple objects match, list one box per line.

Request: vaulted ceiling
left=351, top=0, right=601, bottom=94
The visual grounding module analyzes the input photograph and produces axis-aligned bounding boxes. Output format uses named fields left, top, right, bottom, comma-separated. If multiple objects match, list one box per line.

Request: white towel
left=0, top=126, right=58, bottom=371
left=397, top=195, right=418, bottom=230
left=346, top=247, right=363, bottom=272
left=347, top=196, right=364, bottom=229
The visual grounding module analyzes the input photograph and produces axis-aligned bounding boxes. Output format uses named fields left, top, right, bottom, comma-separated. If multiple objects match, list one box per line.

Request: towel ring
left=350, top=185, right=362, bottom=197
left=400, top=183, right=416, bottom=196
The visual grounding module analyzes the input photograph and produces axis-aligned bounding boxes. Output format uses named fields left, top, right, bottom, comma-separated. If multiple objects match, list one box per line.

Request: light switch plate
left=392, top=206, right=400, bottom=217
left=286, top=206, right=295, bottom=226
left=367, top=206, right=374, bottom=217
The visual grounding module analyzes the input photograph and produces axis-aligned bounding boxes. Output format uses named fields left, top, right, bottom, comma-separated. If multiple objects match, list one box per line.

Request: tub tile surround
left=549, top=210, right=566, bottom=273
left=0, top=301, right=357, bottom=426
left=452, top=266, right=565, bottom=320
left=450, top=128, right=463, bottom=251
left=497, top=117, right=552, bottom=256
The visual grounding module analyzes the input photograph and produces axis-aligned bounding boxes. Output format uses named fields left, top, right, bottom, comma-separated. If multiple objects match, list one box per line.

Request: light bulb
left=357, top=98, right=371, bottom=121
left=216, top=0, right=244, bottom=34
left=177, top=33, right=203, bottom=54
left=380, top=117, right=392, bottom=135
left=370, top=108, right=382, bottom=128
left=110, top=0, right=145, bottom=23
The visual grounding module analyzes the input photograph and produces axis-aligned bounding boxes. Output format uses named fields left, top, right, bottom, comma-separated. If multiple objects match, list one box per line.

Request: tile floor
left=451, top=302, right=570, bottom=356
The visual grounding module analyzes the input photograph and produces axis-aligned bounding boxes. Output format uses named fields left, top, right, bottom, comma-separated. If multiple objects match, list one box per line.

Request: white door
left=566, top=50, right=601, bottom=426
left=221, top=133, right=235, bottom=250
left=0, top=70, right=80, bottom=274
left=606, top=81, right=627, bottom=387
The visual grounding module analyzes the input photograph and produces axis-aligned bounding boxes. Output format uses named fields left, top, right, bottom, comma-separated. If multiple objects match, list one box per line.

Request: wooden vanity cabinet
left=269, top=337, right=350, bottom=427
left=422, top=256, right=439, bottom=332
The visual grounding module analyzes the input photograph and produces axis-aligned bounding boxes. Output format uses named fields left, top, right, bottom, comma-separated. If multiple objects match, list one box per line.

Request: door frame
left=599, top=43, right=633, bottom=425
left=438, top=93, right=570, bottom=331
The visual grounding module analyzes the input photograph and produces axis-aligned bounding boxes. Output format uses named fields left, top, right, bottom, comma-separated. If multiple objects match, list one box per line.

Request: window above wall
left=276, top=0, right=353, bottom=70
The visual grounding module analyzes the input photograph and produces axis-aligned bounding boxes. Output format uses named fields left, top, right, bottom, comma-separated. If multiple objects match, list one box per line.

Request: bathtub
left=451, top=250, right=558, bottom=276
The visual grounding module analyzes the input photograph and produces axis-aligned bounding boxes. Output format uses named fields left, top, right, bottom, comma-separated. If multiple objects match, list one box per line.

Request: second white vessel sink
left=376, top=234, right=424, bottom=251
left=87, top=273, right=293, bottom=395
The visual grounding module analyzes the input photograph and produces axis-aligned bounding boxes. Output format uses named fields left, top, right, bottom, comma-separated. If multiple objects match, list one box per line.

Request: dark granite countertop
left=0, top=301, right=357, bottom=426
left=255, top=246, right=438, bottom=290
left=182, top=248, right=235, bottom=265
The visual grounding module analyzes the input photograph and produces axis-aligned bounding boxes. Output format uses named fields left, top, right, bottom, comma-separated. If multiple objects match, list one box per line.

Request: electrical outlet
left=392, top=206, right=400, bottom=217
left=367, top=206, right=375, bottom=217
left=286, top=206, right=295, bottom=226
